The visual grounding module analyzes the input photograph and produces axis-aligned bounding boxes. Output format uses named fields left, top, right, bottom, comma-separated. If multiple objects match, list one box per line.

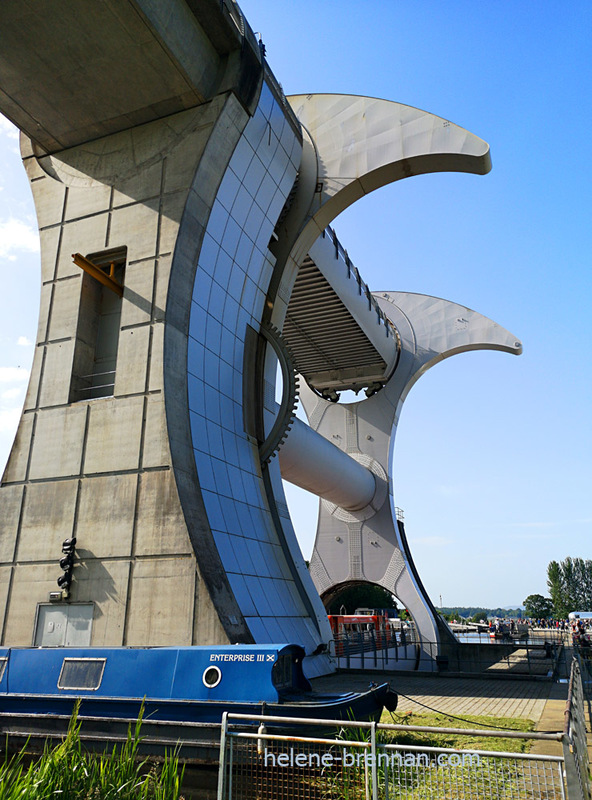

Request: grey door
left=34, top=604, right=94, bottom=646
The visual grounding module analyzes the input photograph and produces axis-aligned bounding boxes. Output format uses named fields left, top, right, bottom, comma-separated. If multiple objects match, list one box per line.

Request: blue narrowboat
left=0, top=644, right=395, bottom=725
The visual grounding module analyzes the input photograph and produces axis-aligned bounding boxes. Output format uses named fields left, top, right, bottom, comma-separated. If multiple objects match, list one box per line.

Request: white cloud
left=0, top=405, right=22, bottom=435
left=0, top=365, right=28, bottom=456
left=0, top=218, right=40, bottom=260
left=0, top=115, right=19, bottom=141
left=1, top=387, right=23, bottom=401
left=0, top=367, right=30, bottom=384
left=17, top=335, right=33, bottom=346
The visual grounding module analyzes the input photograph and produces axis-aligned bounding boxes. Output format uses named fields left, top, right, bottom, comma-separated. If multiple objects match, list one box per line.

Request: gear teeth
left=258, top=322, right=300, bottom=464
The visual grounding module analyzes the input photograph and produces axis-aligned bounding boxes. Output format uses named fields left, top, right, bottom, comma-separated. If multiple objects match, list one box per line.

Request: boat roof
left=0, top=644, right=309, bottom=703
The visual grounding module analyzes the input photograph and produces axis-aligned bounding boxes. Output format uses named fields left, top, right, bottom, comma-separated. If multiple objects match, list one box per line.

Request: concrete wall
left=0, top=95, right=244, bottom=647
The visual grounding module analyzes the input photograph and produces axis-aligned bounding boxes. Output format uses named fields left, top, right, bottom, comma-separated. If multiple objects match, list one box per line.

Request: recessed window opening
left=70, top=247, right=127, bottom=401
left=58, top=658, right=106, bottom=690
left=0, top=658, right=7, bottom=683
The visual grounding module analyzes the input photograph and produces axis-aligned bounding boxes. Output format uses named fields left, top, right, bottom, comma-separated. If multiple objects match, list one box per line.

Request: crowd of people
left=486, top=616, right=591, bottom=649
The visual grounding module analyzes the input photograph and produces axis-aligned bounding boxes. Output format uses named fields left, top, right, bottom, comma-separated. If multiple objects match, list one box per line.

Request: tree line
left=439, top=607, right=523, bottom=621
left=523, top=557, right=592, bottom=619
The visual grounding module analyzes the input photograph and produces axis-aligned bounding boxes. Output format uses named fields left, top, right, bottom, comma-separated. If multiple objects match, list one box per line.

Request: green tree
left=547, top=557, right=592, bottom=618
left=523, top=593, right=553, bottom=619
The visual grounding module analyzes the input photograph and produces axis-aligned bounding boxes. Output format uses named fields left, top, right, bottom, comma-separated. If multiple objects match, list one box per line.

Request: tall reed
left=0, top=703, right=185, bottom=799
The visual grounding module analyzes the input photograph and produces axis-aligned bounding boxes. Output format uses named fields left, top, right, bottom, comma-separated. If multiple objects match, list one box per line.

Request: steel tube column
left=279, top=416, right=376, bottom=511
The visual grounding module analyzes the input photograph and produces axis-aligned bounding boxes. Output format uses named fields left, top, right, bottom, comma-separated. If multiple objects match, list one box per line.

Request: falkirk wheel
left=0, top=1, right=520, bottom=674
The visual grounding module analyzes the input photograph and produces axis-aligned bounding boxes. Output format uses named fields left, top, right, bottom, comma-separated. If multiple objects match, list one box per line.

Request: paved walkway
left=313, top=671, right=564, bottom=722
left=314, top=667, right=592, bottom=764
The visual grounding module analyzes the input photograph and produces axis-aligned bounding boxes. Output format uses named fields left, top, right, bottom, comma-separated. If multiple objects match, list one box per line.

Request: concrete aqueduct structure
left=0, top=0, right=520, bottom=673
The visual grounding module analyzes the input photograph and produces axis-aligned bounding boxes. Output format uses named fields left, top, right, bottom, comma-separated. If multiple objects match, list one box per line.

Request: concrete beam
left=0, top=0, right=262, bottom=152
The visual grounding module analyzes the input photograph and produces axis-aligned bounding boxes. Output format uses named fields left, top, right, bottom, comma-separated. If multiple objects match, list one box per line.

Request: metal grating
left=283, top=257, right=387, bottom=391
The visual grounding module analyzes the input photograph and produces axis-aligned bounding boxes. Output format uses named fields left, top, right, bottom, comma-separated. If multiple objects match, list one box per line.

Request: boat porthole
left=202, top=665, right=222, bottom=689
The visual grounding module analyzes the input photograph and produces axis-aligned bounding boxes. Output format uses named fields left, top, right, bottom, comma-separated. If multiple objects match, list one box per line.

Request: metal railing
left=331, top=634, right=561, bottom=676
left=563, top=656, right=591, bottom=800
left=218, top=712, right=567, bottom=800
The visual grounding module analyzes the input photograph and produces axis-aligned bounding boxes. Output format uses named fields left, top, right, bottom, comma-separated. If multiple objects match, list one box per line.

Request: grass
left=0, top=704, right=185, bottom=799
left=378, top=711, right=536, bottom=753
left=318, top=714, right=541, bottom=800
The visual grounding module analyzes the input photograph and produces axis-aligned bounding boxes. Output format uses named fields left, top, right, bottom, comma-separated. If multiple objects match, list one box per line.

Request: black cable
left=392, top=691, right=535, bottom=732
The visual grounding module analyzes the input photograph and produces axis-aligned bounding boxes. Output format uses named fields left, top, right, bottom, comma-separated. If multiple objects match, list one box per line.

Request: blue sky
left=1, top=1, right=590, bottom=609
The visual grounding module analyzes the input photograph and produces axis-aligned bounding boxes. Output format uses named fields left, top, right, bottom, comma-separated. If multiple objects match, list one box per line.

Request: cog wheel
left=259, top=323, right=299, bottom=464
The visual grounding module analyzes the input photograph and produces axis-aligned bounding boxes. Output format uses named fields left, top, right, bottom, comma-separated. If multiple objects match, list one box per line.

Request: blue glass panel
left=270, top=579, right=292, bottom=615
left=234, top=501, right=254, bottom=537
left=244, top=204, right=265, bottom=245
left=268, top=146, right=289, bottom=184
left=193, top=269, right=212, bottom=310
left=240, top=276, right=257, bottom=314
left=258, top=84, right=274, bottom=120
left=212, top=531, right=240, bottom=572
left=244, top=108, right=268, bottom=150
left=221, top=216, right=241, bottom=259
left=228, top=263, right=245, bottom=302
left=236, top=307, right=250, bottom=340
left=203, top=349, right=219, bottom=388
left=269, top=100, right=287, bottom=140
left=209, top=281, right=227, bottom=322
left=221, top=429, right=239, bottom=464
left=280, top=120, right=296, bottom=157
left=207, top=200, right=229, bottom=244
left=229, top=137, right=255, bottom=180
left=211, top=457, right=232, bottom=498
left=214, top=249, right=233, bottom=286
left=232, top=365, right=242, bottom=400
left=228, top=573, right=257, bottom=616
left=219, top=394, right=234, bottom=428
left=250, top=541, right=270, bottom=577
left=188, top=303, right=207, bottom=345
left=254, top=173, right=277, bottom=216
left=259, top=614, right=285, bottom=643
left=197, top=233, right=219, bottom=276
left=219, top=496, right=241, bottom=534
left=230, top=184, right=253, bottom=229
left=187, top=373, right=205, bottom=415
left=189, top=410, right=207, bottom=452
left=245, top=576, right=273, bottom=615
left=205, top=315, right=222, bottom=354
left=201, top=489, right=226, bottom=530
left=220, top=326, right=236, bottom=364
left=229, top=534, right=256, bottom=574
left=268, top=188, right=287, bottom=226
left=222, top=295, right=240, bottom=333
left=194, top=449, right=216, bottom=491
left=236, top=435, right=256, bottom=472
left=217, top=168, right=241, bottom=212
left=259, top=542, right=282, bottom=579
left=244, top=615, right=267, bottom=642
left=187, top=336, right=205, bottom=377
left=227, top=465, right=247, bottom=503
left=205, top=419, right=224, bottom=458
left=218, top=360, right=234, bottom=400
left=203, top=386, right=221, bottom=426
left=235, top=231, right=255, bottom=272
left=244, top=155, right=266, bottom=195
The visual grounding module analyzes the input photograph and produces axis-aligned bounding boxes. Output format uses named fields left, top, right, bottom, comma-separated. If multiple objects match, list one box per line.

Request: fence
left=331, top=633, right=561, bottom=677
left=217, top=713, right=566, bottom=800
left=218, top=655, right=592, bottom=800
left=563, top=656, right=591, bottom=800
